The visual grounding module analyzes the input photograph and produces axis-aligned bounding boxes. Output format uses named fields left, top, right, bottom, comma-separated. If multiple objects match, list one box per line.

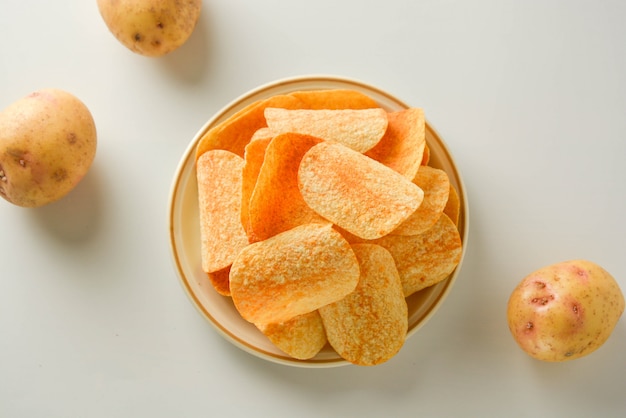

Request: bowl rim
left=168, top=74, right=469, bottom=368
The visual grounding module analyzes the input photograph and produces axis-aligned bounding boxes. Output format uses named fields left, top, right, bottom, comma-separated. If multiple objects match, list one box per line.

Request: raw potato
left=0, top=89, right=97, bottom=208
left=97, top=0, right=202, bottom=57
left=507, top=260, right=624, bottom=362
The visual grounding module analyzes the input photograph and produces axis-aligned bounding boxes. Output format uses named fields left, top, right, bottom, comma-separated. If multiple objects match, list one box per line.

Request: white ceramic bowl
left=169, top=75, right=468, bottom=367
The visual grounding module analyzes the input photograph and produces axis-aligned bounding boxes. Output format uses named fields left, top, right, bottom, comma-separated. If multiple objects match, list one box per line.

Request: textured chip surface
left=264, top=107, right=387, bottom=153
left=196, top=150, right=248, bottom=274
left=373, top=214, right=463, bottom=296
left=392, top=166, right=450, bottom=235
left=257, top=311, right=327, bottom=360
left=319, top=244, right=408, bottom=366
left=298, top=141, right=424, bottom=240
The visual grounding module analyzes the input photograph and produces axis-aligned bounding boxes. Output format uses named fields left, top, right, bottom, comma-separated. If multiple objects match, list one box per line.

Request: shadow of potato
left=30, top=163, right=104, bottom=244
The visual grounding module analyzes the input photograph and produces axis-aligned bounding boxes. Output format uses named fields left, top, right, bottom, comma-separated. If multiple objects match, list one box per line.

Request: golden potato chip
left=196, top=150, right=248, bottom=273
left=257, top=311, right=327, bottom=360
left=264, top=107, right=387, bottom=153
left=247, top=133, right=326, bottom=242
left=391, top=166, right=450, bottom=236
left=319, top=243, right=408, bottom=366
left=230, top=222, right=360, bottom=325
left=365, top=108, right=425, bottom=180
left=289, top=89, right=378, bottom=110
left=240, top=138, right=272, bottom=236
left=373, top=214, right=462, bottom=297
left=298, top=141, right=424, bottom=240
left=195, top=94, right=303, bottom=159
left=444, top=184, right=461, bottom=226
left=205, top=266, right=231, bottom=297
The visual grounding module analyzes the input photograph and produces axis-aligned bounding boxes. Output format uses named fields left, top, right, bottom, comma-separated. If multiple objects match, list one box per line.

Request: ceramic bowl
left=169, top=75, right=468, bottom=367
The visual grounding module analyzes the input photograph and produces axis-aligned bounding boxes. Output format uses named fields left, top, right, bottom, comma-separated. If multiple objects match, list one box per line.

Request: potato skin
left=0, top=89, right=97, bottom=208
left=507, top=260, right=624, bottom=362
left=97, top=0, right=202, bottom=57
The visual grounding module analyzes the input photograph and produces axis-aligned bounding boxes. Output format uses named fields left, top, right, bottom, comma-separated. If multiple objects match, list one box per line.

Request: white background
left=1, top=1, right=625, bottom=417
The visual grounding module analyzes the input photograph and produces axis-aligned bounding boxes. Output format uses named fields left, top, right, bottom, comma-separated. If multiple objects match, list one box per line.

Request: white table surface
left=2, top=1, right=625, bottom=417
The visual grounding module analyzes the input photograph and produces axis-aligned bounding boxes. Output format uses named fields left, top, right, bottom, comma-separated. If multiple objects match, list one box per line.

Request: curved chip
left=241, top=138, right=272, bottom=236
left=444, top=184, right=461, bottom=226
left=319, top=243, right=408, bottom=366
left=247, top=133, right=326, bottom=242
left=298, top=141, right=424, bottom=240
left=365, top=108, right=425, bottom=180
left=288, top=89, right=378, bottom=110
left=257, top=311, right=327, bottom=360
left=264, top=107, right=388, bottom=153
left=373, top=214, right=463, bottom=297
left=391, top=166, right=450, bottom=236
left=230, top=222, right=360, bottom=325
left=195, top=94, right=303, bottom=159
left=205, top=266, right=231, bottom=297
left=196, top=150, right=248, bottom=274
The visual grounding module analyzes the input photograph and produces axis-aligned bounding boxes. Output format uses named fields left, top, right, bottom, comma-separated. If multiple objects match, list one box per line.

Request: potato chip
left=372, top=213, right=462, bottom=297
left=196, top=150, right=248, bottom=273
left=205, top=266, right=231, bottom=297
left=298, top=141, right=424, bottom=240
left=257, top=311, right=327, bottom=360
left=365, top=108, right=425, bottom=180
left=247, top=133, right=326, bottom=242
left=391, top=166, right=450, bottom=236
left=250, top=127, right=273, bottom=142
left=264, top=107, right=387, bottom=153
left=421, top=143, right=430, bottom=166
left=444, top=184, right=461, bottom=226
left=195, top=94, right=303, bottom=159
left=229, top=222, right=360, bottom=325
left=319, top=244, right=408, bottom=366
left=289, top=89, right=378, bottom=110
left=240, top=138, right=271, bottom=236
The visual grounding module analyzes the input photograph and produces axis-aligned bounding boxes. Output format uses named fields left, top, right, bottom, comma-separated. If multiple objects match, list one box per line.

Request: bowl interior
left=169, top=75, right=468, bottom=367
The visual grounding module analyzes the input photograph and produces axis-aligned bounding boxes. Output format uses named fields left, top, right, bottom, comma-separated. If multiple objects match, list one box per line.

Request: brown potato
left=0, top=89, right=97, bottom=207
left=97, top=0, right=202, bottom=57
left=507, top=260, right=624, bottom=362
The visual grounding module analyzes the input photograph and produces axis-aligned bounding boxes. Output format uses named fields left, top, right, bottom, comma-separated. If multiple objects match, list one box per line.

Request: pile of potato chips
left=195, top=89, right=463, bottom=366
